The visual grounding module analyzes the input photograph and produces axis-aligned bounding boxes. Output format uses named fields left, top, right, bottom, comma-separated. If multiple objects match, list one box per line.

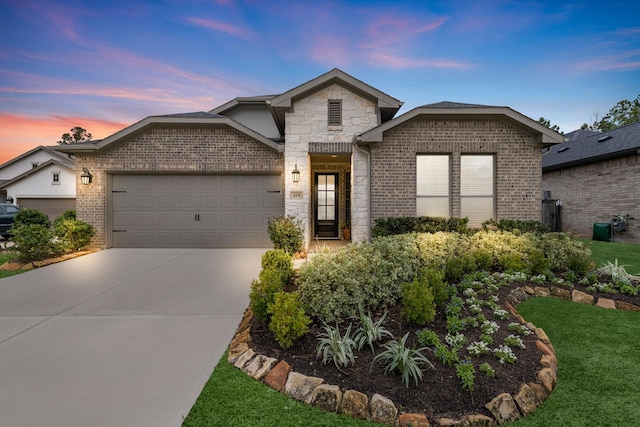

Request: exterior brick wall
left=542, top=154, right=640, bottom=243
left=76, top=125, right=283, bottom=247
left=369, top=118, right=543, bottom=226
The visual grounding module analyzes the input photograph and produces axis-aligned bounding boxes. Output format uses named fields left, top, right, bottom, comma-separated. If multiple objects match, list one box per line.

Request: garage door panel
left=111, top=174, right=282, bottom=248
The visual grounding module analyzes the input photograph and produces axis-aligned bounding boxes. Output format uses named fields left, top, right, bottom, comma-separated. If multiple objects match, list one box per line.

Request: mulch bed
left=249, top=280, right=640, bottom=420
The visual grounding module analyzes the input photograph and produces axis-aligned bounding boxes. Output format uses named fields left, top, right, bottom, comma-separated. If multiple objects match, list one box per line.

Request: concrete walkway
left=0, top=248, right=264, bottom=427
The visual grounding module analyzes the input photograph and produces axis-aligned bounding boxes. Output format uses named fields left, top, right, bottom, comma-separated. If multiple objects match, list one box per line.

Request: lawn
left=580, top=239, right=640, bottom=275
left=0, top=253, right=22, bottom=279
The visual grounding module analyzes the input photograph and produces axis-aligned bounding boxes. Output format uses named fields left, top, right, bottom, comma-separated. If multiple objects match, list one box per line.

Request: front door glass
left=315, top=173, right=338, bottom=237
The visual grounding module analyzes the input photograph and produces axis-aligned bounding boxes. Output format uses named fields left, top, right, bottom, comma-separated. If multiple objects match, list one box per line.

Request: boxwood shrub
left=372, top=216, right=469, bottom=237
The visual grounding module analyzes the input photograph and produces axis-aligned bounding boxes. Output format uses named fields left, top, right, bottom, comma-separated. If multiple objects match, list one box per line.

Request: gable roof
left=268, top=68, right=403, bottom=132
left=0, top=159, right=75, bottom=190
left=52, top=112, right=284, bottom=155
left=0, top=145, right=73, bottom=171
left=356, top=101, right=564, bottom=145
left=209, top=95, right=279, bottom=116
left=542, top=121, right=640, bottom=171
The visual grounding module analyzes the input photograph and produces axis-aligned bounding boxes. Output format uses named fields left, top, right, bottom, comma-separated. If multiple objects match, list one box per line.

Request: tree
left=57, top=126, right=92, bottom=144
left=590, top=94, right=640, bottom=131
left=538, top=117, right=562, bottom=133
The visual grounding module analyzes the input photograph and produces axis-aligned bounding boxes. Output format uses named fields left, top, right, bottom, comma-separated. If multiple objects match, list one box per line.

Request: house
left=0, top=146, right=76, bottom=220
left=542, top=121, right=640, bottom=243
left=53, top=69, right=563, bottom=249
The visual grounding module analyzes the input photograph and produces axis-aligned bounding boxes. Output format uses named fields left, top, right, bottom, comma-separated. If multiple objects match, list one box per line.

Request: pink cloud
left=365, top=51, right=471, bottom=70
left=0, top=114, right=127, bottom=164
left=185, top=17, right=256, bottom=39
left=568, top=49, right=640, bottom=73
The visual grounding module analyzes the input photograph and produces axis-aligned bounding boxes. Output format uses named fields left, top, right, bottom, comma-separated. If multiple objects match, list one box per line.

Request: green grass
left=513, top=298, right=640, bottom=426
left=182, top=353, right=382, bottom=427
left=580, top=239, right=640, bottom=275
left=0, top=253, right=23, bottom=279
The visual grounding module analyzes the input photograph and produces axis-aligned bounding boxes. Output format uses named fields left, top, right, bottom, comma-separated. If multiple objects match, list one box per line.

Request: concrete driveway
left=0, top=248, right=264, bottom=427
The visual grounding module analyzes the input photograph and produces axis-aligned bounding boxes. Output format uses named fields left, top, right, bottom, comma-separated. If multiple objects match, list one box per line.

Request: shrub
left=537, top=233, right=592, bottom=274
left=52, top=210, right=76, bottom=228
left=402, top=276, right=436, bottom=325
left=316, top=322, right=357, bottom=369
left=267, top=215, right=304, bottom=254
left=261, top=249, right=293, bottom=283
left=10, top=224, right=58, bottom=262
left=54, top=219, right=94, bottom=252
left=353, top=306, right=393, bottom=353
left=372, top=216, right=469, bottom=237
left=249, top=268, right=286, bottom=323
left=455, top=359, right=476, bottom=392
left=483, top=218, right=549, bottom=234
left=298, top=235, right=422, bottom=323
left=267, top=291, right=311, bottom=349
left=12, top=208, right=50, bottom=228
left=374, top=333, right=435, bottom=388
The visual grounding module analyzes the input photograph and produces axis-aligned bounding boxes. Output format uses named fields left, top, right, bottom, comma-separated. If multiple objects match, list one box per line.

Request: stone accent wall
left=284, top=84, right=379, bottom=246
left=76, top=125, right=283, bottom=247
left=369, top=118, right=543, bottom=225
left=542, top=154, right=639, bottom=243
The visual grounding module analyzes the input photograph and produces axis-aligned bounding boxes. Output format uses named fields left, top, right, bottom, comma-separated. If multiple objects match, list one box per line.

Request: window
left=461, top=155, right=494, bottom=227
left=328, top=99, right=342, bottom=126
left=52, top=172, right=60, bottom=184
left=416, top=155, right=450, bottom=217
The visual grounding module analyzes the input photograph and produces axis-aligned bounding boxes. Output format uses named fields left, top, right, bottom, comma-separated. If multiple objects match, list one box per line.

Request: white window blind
left=416, top=155, right=450, bottom=218
left=461, top=155, right=494, bottom=227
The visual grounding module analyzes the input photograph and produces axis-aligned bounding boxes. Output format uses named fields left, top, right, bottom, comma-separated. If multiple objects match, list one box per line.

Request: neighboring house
left=53, top=69, right=563, bottom=249
left=0, top=146, right=76, bottom=220
left=542, top=121, right=640, bottom=243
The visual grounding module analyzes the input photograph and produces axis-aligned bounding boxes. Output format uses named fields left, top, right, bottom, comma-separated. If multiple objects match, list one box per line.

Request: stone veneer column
left=351, top=146, right=370, bottom=243
left=284, top=137, right=311, bottom=249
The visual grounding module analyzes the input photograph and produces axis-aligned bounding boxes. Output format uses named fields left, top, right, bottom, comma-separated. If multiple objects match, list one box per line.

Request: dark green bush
left=483, top=218, right=549, bottom=234
left=267, top=215, right=304, bottom=254
left=267, top=291, right=311, bottom=349
left=52, top=210, right=76, bottom=228
left=372, top=216, right=469, bottom=237
left=249, top=267, right=286, bottom=323
left=54, top=219, right=94, bottom=252
left=261, top=249, right=293, bottom=283
left=12, top=208, right=50, bottom=228
left=10, top=224, right=58, bottom=262
left=401, top=276, right=436, bottom=325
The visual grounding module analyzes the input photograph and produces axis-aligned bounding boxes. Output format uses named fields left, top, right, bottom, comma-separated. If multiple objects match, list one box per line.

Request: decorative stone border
left=228, top=286, right=640, bottom=426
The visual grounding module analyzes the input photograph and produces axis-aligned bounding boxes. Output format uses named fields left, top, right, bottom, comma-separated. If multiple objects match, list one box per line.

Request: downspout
left=352, top=135, right=371, bottom=242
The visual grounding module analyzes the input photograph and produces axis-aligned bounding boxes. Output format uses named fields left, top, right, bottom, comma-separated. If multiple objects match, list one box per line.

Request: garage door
left=110, top=174, right=282, bottom=248
left=18, top=198, right=76, bottom=221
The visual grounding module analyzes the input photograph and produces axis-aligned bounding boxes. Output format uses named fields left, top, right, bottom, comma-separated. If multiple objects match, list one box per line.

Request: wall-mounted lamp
left=6, top=196, right=14, bottom=204
left=80, top=167, right=93, bottom=185
left=292, top=164, right=300, bottom=183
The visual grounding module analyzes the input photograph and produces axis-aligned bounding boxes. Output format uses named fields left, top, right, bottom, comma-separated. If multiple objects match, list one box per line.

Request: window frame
left=416, top=154, right=451, bottom=218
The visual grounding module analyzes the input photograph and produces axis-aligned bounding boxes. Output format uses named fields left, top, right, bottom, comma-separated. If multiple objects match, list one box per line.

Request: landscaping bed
left=241, top=225, right=640, bottom=424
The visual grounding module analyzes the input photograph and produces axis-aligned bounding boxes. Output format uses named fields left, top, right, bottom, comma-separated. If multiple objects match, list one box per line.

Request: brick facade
left=542, top=154, right=640, bottom=243
left=76, top=125, right=283, bottom=247
left=369, top=118, right=543, bottom=225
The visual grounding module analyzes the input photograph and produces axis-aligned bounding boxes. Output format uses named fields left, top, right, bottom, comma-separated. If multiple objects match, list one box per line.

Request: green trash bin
left=593, top=222, right=612, bottom=242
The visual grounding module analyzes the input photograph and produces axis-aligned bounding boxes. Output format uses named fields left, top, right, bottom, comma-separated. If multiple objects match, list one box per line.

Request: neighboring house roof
left=356, top=102, right=564, bottom=145
left=0, top=145, right=73, bottom=171
left=209, top=95, right=279, bottom=115
left=542, top=121, right=640, bottom=171
left=51, top=112, right=284, bottom=155
left=564, top=128, right=599, bottom=142
left=0, top=159, right=75, bottom=190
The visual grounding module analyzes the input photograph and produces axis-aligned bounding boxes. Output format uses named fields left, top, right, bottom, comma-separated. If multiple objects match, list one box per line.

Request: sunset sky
left=1, top=0, right=639, bottom=164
